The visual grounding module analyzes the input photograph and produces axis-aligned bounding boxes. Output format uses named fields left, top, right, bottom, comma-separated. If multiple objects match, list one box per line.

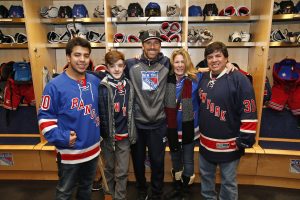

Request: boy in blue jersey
left=98, top=50, right=136, bottom=200
left=198, top=42, right=257, bottom=200
left=38, top=37, right=101, bottom=200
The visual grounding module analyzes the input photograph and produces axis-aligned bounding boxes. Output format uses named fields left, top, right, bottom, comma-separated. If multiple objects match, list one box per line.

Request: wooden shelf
left=46, top=42, right=106, bottom=48
left=188, top=42, right=256, bottom=48
left=0, top=44, right=28, bottom=49
left=188, top=15, right=259, bottom=23
left=272, top=14, right=300, bottom=22
left=269, top=42, right=300, bottom=47
left=41, top=18, right=104, bottom=24
left=0, top=18, right=25, bottom=24
left=107, top=16, right=183, bottom=24
left=108, top=42, right=183, bottom=48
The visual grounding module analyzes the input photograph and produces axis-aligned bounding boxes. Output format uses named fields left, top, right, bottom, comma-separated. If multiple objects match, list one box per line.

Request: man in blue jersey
left=198, top=41, right=258, bottom=200
left=38, top=37, right=101, bottom=200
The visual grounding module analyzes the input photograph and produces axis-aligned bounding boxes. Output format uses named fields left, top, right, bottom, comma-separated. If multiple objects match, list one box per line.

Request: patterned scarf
left=165, top=74, right=194, bottom=152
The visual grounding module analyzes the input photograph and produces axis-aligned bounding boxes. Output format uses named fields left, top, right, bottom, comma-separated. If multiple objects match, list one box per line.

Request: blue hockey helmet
left=72, top=4, right=88, bottom=18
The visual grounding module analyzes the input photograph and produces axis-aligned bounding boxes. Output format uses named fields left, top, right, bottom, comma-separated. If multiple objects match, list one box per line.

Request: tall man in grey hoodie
left=125, top=30, right=170, bottom=200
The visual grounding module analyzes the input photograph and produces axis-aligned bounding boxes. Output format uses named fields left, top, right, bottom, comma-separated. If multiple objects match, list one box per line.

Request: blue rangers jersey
left=198, top=70, right=257, bottom=163
left=38, top=72, right=101, bottom=164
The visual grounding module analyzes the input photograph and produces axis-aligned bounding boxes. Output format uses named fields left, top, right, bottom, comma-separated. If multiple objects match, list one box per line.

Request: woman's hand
left=197, top=67, right=210, bottom=73
left=225, top=62, right=238, bottom=74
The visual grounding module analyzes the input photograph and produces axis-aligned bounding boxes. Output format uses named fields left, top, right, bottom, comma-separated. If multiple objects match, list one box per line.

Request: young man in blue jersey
left=98, top=50, right=136, bottom=200
left=198, top=41, right=258, bottom=200
left=38, top=37, right=101, bottom=200
left=125, top=30, right=170, bottom=200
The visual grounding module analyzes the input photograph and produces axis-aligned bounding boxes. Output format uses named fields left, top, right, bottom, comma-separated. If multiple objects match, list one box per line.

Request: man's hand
left=69, top=131, right=77, bottom=147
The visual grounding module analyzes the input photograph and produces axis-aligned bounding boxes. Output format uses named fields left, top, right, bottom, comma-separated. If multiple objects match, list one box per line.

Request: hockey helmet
left=8, top=5, right=24, bottom=18
left=189, top=5, right=202, bottom=16
left=58, top=6, right=72, bottom=18
left=273, top=2, right=281, bottom=14
left=0, top=5, right=9, bottom=18
left=296, top=1, right=300, bottom=13
left=145, top=2, right=161, bottom=17
left=72, top=4, right=88, bottom=18
left=127, top=3, right=144, bottom=17
left=279, top=0, right=295, bottom=14
left=203, top=3, right=218, bottom=16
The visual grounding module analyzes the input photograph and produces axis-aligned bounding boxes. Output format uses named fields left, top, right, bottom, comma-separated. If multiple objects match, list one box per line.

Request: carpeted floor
left=0, top=180, right=299, bottom=200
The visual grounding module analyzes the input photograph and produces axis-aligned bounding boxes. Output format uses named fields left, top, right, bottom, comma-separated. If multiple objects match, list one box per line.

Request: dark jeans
left=56, top=155, right=98, bottom=200
left=131, top=125, right=167, bottom=197
left=170, top=141, right=195, bottom=177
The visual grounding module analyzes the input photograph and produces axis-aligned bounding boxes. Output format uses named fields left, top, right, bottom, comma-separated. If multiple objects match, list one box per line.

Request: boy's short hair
left=66, top=37, right=91, bottom=56
left=105, top=50, right=125, bottom=66
left=204, top=41, right=228, bottom=58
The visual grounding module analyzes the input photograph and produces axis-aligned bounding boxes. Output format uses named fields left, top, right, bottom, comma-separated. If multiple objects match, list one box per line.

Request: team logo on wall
left=290, top=159, right=300, bottom=174
left=141, top=71, right=159, bottom=91
left=0, top=153, right=14, bottom=166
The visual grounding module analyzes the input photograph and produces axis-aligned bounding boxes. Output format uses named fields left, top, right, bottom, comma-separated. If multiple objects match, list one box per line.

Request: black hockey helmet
left=0, top=5, right=9, bottom=18
left=203, top=3, right=218, bottom=16
left=58, top=6, right=72, bottom=18
left=279, top=0, right=295, bottom=14
left=127, top=3, right=144, bottom=17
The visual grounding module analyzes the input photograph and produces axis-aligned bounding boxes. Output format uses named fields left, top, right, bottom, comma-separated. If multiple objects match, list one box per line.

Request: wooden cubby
left=1, top=0, right=300, bottom=189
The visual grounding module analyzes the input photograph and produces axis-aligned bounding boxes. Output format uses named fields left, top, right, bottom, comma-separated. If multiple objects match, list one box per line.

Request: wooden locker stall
left=0, top=0, right=300, bottom=189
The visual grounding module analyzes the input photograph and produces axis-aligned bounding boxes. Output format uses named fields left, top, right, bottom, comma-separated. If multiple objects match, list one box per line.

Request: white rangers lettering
left=71, top=98, right=79, bottom=109
left=78, top=100, right=85, bottom=110
left=84, top=104, right=91, bottom=115
left=199, top=88, right=227, bottom=121
left=114, top=102, right=120, bottom=112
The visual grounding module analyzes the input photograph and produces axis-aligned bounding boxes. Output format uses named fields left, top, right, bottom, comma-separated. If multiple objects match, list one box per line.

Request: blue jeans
left=56, top=155, right=98, bottom=200
left=170, top=141, right=195, bottom=177
left=199, top=155, right=240, bottom=200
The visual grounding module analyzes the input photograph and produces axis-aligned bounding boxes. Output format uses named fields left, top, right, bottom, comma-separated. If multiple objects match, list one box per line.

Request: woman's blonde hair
left=170, top=48, right=198, bottom=80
